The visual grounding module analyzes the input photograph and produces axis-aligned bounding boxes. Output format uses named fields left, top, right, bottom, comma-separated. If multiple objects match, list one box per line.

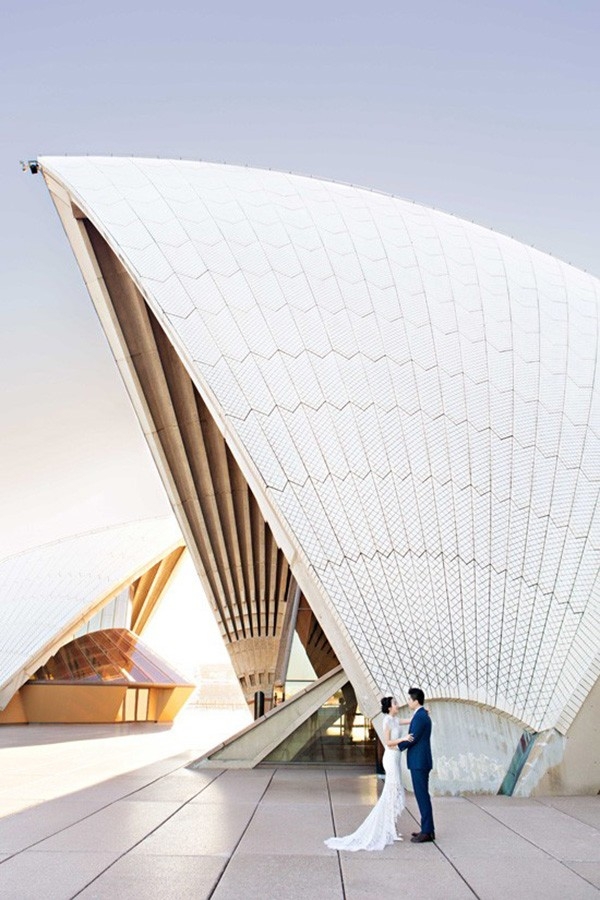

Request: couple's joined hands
left=384, top=705, right=431, bottom=749
left=386, top=733, right=414, bottom=748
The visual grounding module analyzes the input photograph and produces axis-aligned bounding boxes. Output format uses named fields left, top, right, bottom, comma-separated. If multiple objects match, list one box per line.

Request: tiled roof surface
left=41, top=157, right=600, bottom=731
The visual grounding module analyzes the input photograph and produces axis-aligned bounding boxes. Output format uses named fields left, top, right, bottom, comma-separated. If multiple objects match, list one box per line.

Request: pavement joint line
left=536, top=796, right=600, bottom=830
left=0, top=748, right=199, bottom=827
left=0, top=752, right=218, bottom=863
left=463, top=794, right=556, bottom=857
left=562, top=859, right=600, bottom=891
left=206, top=767, right=277, bottom=900
left=323, top=768, right=482, bottom=899
left=69, top=767, right=231, bottom=899
left=429, top=845, right=481, bottom=899
left=422, top=825, right=481, bottom=900
left=1, top=736, right=597, bottom=900
left=324, top=767, right=347, bottom=900
left=463, top=794, right=600, bottom=892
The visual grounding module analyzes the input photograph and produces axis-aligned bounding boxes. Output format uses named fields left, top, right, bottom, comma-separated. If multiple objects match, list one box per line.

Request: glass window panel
left=28, top=628, right=192, bottom=686
left=124, top=689, right=136, bottom=722
left=263, top=682, right=375, bottom=765
left=136, top=689, right=149, bottom=721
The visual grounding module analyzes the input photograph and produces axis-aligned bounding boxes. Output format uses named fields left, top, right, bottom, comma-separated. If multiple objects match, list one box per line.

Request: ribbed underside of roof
left=41, top=156, right=600, bottom=732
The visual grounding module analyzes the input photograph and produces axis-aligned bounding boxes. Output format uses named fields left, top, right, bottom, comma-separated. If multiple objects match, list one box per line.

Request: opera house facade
left=4, top=156, right=597, bottom=796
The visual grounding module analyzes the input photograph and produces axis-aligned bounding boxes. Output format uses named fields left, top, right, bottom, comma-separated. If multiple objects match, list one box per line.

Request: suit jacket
left=398, top=706, right=432, bottom=771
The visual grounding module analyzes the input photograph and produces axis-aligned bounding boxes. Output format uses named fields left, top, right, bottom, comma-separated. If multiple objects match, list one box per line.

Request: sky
left=1, top=1, right=599, bottom=662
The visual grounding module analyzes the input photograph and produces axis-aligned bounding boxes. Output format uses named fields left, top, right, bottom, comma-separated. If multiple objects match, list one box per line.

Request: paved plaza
left=0, top=712, right=598, bottom=899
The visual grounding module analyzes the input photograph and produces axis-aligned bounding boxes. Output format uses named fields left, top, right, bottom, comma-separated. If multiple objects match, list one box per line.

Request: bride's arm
left=395, top=731, right=414, bottom=748
left=400, top=707, right=430, bottom=725
left=384, top=717, right=403, bottom=748
left=384, top=718, right=393, bottom=747
left=387, top=719, right=414, bottom=748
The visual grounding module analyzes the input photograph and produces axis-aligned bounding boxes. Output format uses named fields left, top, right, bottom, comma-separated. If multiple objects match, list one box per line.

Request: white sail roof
left=40, top=156, right=600, bottom=732
left=0, top=516, right=182, bottom=708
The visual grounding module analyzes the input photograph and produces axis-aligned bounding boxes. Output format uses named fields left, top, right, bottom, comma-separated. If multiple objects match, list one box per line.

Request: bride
left=324, top=696, right=413, bottom=852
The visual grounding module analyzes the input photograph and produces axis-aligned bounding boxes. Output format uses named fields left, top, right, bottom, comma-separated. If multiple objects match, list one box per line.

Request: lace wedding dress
left=324, top=714, right=405, bottom=851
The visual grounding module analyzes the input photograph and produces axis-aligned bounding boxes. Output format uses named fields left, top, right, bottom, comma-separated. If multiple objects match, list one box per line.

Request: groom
left=397, top=687, right=435, bottom=843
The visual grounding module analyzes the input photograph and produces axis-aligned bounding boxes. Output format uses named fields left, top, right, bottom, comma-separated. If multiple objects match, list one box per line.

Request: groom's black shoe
left=411, top=832, right=435, bottom=843
left=412, top=831, right=435, bottom=839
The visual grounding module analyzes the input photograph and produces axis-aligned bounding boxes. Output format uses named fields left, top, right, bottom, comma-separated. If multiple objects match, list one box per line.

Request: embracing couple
left=325, top=687, right=434, bottom=852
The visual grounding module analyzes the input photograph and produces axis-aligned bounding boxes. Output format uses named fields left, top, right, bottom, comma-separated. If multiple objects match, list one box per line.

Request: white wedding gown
left=324, top=714, right=405, bottom=851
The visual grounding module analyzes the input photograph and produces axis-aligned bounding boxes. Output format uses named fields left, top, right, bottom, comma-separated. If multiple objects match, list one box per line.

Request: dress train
left=324, top=719, right=405, bottom=852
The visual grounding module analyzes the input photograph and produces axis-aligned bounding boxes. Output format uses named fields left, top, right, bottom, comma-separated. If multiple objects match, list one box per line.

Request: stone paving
left=0, top=716, right=597, bottom=899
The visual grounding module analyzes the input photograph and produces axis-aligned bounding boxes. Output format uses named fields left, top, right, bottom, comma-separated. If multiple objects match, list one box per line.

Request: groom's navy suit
left=398, top=706, right=434, bottom=836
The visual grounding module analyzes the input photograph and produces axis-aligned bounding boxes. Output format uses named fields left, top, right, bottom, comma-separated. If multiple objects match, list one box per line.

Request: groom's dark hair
left=408, top=687, right=425, bottom=706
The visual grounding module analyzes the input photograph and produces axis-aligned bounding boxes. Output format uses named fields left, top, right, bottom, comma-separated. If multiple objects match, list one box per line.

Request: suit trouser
left=410, top=768, right=434, bottom=835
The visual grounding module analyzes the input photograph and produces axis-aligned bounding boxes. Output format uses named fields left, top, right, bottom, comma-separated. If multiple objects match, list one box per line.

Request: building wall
left=392, top=701, right=525, bottom=795
left=526, top=674, right=600, bottom=796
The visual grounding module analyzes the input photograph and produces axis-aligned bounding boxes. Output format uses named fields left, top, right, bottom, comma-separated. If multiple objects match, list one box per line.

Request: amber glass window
left=30, top=628, right=190, bottom=687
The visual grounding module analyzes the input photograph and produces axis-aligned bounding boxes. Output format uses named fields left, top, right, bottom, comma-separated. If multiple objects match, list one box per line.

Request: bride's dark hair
left=380, top=696, right=394, bottom=714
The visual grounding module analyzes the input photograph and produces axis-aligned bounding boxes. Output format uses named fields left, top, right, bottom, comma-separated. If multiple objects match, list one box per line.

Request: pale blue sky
left=1, top=0, right=599, bottom=554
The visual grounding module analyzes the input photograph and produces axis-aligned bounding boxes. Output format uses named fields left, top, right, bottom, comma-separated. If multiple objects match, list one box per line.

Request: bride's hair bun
left=381, top=696, right=393, bottom=714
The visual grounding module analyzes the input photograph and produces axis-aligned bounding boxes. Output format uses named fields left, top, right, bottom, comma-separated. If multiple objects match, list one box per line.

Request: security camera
left=20, top=159, right=39, bottom=174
